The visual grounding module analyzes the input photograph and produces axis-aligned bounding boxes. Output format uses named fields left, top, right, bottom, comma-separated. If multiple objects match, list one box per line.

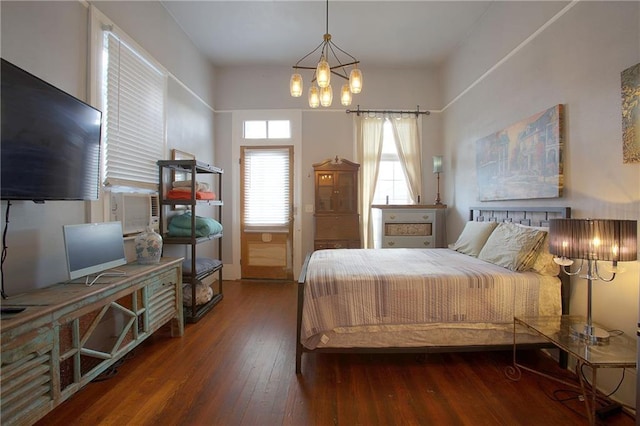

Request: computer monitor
left=63, top=221, right=127, bottom=281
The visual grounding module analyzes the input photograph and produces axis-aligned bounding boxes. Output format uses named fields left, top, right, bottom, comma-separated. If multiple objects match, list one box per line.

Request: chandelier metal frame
left=290, top=0, right=362, bottom=107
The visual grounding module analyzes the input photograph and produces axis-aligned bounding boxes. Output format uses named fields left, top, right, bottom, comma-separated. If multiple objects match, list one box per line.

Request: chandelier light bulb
left=320, top=84, right=333, bottom=107
left=340, top=84, right=352, bottom=106
left=308, top=85, right=320, bottom=108
left=349, top=68, right=363, bottom=94
left=316, top=56, right=331, bottom=88
left=290, top=73, right=303, bottom=97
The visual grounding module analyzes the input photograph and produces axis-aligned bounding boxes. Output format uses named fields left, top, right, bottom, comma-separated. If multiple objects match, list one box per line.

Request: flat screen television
left=63, top=221, right=127, bottom=281
left=1, top=58, right=102, bottom=202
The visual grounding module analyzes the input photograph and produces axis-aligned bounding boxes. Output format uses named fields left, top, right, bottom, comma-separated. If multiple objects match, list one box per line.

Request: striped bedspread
left=301, top=248, right=561, bottom=349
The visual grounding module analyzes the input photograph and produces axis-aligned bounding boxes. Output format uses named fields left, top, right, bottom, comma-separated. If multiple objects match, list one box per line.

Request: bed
left=296, top=206, right=571, bottom=374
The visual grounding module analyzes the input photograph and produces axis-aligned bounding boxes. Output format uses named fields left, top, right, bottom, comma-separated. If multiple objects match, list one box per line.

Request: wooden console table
left=0, top=257, right=183, bottom=425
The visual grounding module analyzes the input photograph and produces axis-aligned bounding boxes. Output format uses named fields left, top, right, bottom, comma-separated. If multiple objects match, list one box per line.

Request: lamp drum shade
left=433, top=156, right=443, bottom=174
left=548, top=218, right=637, bottom=262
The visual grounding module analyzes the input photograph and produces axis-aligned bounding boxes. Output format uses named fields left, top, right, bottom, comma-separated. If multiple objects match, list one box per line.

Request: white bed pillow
left=478, top=222, right=546, bottom=271
left=515, top=224, right=560, bottom=276
left=448, top=221, right=498, bottom=257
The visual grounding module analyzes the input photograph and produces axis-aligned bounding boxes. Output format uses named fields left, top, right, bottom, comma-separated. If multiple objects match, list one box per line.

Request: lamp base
left=571, top=323, right=610, bottom=345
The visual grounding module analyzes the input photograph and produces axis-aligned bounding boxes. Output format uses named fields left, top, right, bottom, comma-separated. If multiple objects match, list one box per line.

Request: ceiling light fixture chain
left=289, top=0, right=363, bottom=108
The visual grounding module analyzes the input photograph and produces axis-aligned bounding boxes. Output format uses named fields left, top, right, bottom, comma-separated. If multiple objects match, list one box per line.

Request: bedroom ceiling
left=160, top=1, right=497, bottom=68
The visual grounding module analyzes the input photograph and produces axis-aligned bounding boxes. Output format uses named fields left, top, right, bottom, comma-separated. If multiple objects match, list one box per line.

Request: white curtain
left=355, top=116, right=384, bottom=248
left=390, top=117, right=422, bottom=204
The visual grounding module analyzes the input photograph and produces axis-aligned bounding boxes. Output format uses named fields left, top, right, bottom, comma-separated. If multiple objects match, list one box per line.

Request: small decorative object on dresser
left=313, top=157, right=361, bottom=250
left=134, top=226, right=163, bottom=264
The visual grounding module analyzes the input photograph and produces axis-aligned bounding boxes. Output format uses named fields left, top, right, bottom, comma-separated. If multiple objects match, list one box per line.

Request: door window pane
left=244, top=121, right=267, bottom=139
left=268, top=120, right=291, bottom=139
left=243, top=147, right=290, bottom=226
left=243, top=120, right=291, bottom=139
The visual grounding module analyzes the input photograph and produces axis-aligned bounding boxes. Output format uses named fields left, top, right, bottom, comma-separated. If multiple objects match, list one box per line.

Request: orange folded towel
left=166, top=189, right=216, bottom=200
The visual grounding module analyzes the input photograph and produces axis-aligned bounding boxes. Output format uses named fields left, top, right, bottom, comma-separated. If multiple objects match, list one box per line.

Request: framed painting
left=621, top=63, right=639, bottom=163
left=476, top=105, right=564, bottom=201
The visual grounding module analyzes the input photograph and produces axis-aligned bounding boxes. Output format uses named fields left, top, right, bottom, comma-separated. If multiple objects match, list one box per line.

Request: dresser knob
left=388, top=241, right=395, bottom=246
left=423, top=241, right=431, bottom=246
left=422, top=215, right=430, bottom=220
left=390, top=215, right=396, bottom=219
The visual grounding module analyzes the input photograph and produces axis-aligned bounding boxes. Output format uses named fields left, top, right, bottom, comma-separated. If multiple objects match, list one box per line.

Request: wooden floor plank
left=35, top=280, right=634, bottom=426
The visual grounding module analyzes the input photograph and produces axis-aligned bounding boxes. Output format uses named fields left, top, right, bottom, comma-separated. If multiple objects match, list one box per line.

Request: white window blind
left=243, top=148, right=291, bottom=227
left=102, top=31, right=165, bottom=190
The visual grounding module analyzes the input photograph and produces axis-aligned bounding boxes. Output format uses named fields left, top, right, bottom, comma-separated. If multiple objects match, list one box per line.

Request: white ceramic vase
left=134, top=226, right=163, bottom=264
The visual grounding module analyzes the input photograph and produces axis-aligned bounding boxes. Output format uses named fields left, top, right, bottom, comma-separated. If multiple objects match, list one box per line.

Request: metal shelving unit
left=157, top=159, right=224, bottom=323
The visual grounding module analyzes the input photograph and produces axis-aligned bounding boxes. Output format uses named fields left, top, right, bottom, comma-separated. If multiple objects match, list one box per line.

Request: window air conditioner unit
left=110, top=193, right=159, bottom=235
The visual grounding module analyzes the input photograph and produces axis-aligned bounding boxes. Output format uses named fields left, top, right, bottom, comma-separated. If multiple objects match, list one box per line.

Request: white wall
left=440, top=0, right=640, bottom=407
left=0, top=1, right=217, bottom=294
left=213, top=65, right=443, bottom=267
left=4, top=1, right=638, bottom=406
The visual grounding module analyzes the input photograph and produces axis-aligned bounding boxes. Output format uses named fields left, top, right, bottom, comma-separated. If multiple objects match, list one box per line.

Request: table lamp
left=548, top=218, right=637, bottom=345
left=433, top=156, right=443, bottom=205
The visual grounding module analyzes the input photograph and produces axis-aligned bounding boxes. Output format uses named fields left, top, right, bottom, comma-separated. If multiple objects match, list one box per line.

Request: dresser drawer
left=382, top=236, right=434, bottom=248
left=383, top=210, right=435, bottom=223
left=373, top=206, right=446, bottom=249
left=315, top=215, right=360, bottom=240
left=315, top=240, right=350, bottom=250
left=384, top=222, right=432, bottom=237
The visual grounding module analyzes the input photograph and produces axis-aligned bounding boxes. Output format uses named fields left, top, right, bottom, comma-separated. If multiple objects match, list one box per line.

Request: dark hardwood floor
left=36, top=280, right=634, bottom=425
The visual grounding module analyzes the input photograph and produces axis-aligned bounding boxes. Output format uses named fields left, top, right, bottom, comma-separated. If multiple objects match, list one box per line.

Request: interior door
left=240, top=146, right=293, bottom=280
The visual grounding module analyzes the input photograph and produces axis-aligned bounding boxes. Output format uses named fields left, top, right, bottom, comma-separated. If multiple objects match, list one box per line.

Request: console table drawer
left=148, top=268, right=181, bottom=330
left=147, top=268, right=180, bottom=297
left=1, top=326, right=54, bottom=426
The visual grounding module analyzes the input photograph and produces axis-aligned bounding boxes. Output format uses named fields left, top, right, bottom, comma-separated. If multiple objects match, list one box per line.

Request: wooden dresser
left=372, top=205, right=447, bottom=249
left=0, top=258, right=183, bottom=425
left=313, top=157, right=361, bottom=250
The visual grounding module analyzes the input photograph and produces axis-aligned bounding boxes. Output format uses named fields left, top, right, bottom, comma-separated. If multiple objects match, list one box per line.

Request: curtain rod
left=345, top=105, right=431, bottom=117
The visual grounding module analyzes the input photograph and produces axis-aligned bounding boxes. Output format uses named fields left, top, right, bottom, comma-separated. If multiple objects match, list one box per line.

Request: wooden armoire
left=313, top=157, right=361, bottom=250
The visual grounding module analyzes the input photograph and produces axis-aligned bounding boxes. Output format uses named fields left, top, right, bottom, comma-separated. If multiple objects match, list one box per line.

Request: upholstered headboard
left=469, top=206, right=571, bottom=226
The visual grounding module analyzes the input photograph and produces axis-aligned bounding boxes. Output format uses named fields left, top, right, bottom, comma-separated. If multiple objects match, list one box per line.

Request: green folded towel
left=168, top=212, right=222, bottom=237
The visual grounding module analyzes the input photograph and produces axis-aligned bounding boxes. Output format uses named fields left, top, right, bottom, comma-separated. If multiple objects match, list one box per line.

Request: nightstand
left=506, top=315, right=636, bottom=425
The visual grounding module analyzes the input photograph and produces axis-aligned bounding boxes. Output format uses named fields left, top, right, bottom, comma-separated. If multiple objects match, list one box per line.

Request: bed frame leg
left=295, top=253, right=312, bottom=375
left=295, top=278, right=304, bottom=375
left=296, top=346, right=302, bottom=374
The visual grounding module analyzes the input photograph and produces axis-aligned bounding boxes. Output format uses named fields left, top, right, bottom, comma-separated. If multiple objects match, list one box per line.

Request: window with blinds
left=102, top=31, right=166, bottom=190
left=242, top=147, right=291, bottom=228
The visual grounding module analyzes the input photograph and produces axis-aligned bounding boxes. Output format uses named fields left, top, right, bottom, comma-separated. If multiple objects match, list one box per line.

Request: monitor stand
left=85, top=270, right=127, bottom=286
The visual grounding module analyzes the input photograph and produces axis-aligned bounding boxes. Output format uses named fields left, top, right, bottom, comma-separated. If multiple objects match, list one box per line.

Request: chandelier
left=289, top=0, right=363, bottom=108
